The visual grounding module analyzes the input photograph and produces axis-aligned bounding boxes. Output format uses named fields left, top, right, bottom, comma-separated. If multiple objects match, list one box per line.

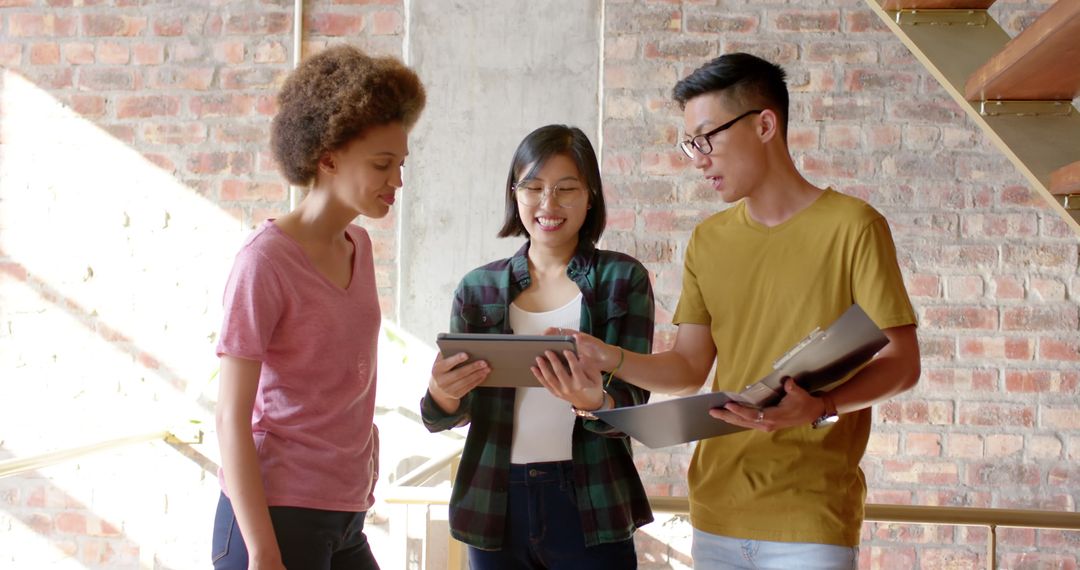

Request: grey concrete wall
left=399, top=0, right=602, bottom=342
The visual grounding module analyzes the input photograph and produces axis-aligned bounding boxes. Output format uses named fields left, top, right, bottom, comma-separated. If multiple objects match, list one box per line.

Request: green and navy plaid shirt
left=420, top=240, right=655, bottom=550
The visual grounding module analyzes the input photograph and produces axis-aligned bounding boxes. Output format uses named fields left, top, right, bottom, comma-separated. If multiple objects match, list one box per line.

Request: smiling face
left=321, top=121, right=409, bottom=219
left=682, top=92, right=770, bottom=204
left=514, top=153, right=590, bottom=249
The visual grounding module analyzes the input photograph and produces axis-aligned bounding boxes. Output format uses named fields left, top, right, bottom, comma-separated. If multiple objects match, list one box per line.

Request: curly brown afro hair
left=271, top=45, right=426, bottom=186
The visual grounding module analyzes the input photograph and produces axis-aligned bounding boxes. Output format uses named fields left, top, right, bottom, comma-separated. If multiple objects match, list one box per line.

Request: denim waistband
left=507, top=460, right=574, bottom=485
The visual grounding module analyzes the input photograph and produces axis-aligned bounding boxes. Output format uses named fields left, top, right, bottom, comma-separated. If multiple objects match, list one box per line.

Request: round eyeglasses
left=678, top=109, right=763, bottom=159
left=513, top=182, right=587, bottom=208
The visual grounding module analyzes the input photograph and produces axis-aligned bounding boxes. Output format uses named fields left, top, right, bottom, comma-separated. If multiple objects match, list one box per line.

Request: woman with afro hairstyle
left=212, top=45, right=424, bottom=570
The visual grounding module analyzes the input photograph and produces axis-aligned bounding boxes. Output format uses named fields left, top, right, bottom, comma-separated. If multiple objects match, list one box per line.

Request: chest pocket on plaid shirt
left=460, top=304, right=506, bottom=331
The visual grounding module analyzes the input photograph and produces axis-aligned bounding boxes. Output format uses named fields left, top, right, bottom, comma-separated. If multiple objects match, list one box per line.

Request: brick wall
left=601, top=0, right=1080, bottom=567
left=2, top=0, right=1078, bottom=568
left=0, top=1, right=403, bottom=567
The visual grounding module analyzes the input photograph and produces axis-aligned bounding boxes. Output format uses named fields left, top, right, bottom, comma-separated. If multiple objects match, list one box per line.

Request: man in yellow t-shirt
left=567, top=53, right=921, bottom=568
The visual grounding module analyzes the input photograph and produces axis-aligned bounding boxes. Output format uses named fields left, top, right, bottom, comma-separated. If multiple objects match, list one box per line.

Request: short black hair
left=673, top=52, right=789, bottom=138
left=498, top=125, right=607, bottom=245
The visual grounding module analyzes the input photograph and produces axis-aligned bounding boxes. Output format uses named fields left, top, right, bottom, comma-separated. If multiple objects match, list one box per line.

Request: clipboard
left=436, top=333, right=577, bottom=388
left=594, top=304, right=889, bottom=448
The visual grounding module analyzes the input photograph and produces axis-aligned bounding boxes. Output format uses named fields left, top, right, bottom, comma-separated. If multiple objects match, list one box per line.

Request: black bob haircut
left=497, top=125, right=607, bottom=245
left=672, top=52, right=790, bottom=138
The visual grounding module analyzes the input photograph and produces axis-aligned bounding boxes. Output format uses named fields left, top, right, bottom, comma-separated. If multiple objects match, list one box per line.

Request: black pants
left=212, top=493, right=380, bottom=570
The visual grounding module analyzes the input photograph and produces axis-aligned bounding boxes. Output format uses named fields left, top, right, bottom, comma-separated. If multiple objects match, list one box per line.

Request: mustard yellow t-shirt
left=673, top=189, right=916, bottom=546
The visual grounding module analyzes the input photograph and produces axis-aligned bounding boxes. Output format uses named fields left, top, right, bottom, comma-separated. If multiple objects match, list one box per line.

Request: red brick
left=922, top=306, right=997, bottom=330
left=78, top=67, right=135, bottom=90
left=371, top=11, right=403, bottom=35
left=224, top=12, right=291, bottom=35
left=958, top=336, right=1033, bottom=361
left=1003, top=243, right=1077, bottom=268
left=1039, top=337, right=1080, bottom=361
left=641, top=151, right=687, bottom=176
left=55, top=512, right=87, bottom=534
left=686, top=11, right=757, bottom=33
left=141, top=123, right=207, bottom=145
left=27, top=42, right=60, bottom=65
left=221, top=68, right=288, bottom=90
left=961, top=213, right=1039, bottom=238
left=607, top=7, right=681, bottom=34
left=189, top=94, right=255, bottom=118
left=8, top=14, right=77, bottom=37
left=148, top=67, right=215, bottom=90
left=992, top=275, right=1025, bottom=300
left=213, top=41, right=247, bottom=64
left=1043, top=408, right=1080, bottom=430
left=62, top=42, right=95, bottom=64
left=771, top=9, right=839, bottom=32
left=96, top=42, right=130, bottom=64
left=143, top=153, right=175, bottom=172
left=152, top=15, right=185, bottom=36
left=925, top=368, right=997, bottom=392
left=985, top=434, right=1023, bottom=457
left=644, top=38, right=715, bottom=60
left=722, top=39, right=799, bottom=63
left=82, top=14, right=146, bottom=37
left=1001, top=305, right=1078, bottom=331
left=1030, top=277, right=1066, bottom=300
left=844, top=68, right=919, bottom=93
left=879, top=400, right=953, bottom=425
left=256, top=94, right=278, bottom=116
left=254, top=40, right=287, bottom=64
left=969, top=462, right=1040, bottom=486
left=66, top=94, right=107, bottom=117
left=0, top=43, right=22, bottom=65
left=786, top=125, right=819, bottom=151
left=132, top=42, right=165, bottom=65
left=947, top=433, right=983, bottom=459
left=805, top=41, right=876, bottom=64
left=881, top=459, right=958, bottom=484
left=845, top=11, right=886, bottom=33
left=307, top=13, right=365, bottom=36
left=221, top=180, right=287, bottom=202
left=959, top=403, right=1035, bottom=427
left=905, top=433, right=942, bottom=457
left=808, top=97, right=880, bottom=121
left=822, top=125, right=860, bottom=151
left=117, top=95, right=181, bottom=118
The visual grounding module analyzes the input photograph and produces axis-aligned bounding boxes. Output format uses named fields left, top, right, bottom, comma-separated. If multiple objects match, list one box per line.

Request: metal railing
left=383, top=449, right=1080, bottom=570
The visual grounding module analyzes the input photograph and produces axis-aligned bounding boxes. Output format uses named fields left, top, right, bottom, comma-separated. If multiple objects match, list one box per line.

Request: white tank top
left=508, top=293, right=583, bottom=464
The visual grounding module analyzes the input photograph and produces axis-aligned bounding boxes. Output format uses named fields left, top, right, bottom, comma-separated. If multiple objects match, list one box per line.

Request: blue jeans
left=692, top=528, right=858, bottom=570
left=212, top=492, right=380, bottom=570
left=468, top=461, right=637, bottom=570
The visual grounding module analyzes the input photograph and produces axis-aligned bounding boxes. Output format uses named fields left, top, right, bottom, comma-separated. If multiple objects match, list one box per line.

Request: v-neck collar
left=266, top=220, right=357, bottom=293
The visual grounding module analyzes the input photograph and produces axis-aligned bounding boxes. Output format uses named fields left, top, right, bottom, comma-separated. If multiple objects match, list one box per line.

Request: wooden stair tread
left=965, top=0, right=1080, bottom=101
left=881, top=0, right=995, bottom=9
left=1050, top=161, right=1080, bottom=195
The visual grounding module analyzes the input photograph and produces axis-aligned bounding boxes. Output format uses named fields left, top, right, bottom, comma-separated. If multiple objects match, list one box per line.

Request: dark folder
left=593, top=304, right=889, bottom=449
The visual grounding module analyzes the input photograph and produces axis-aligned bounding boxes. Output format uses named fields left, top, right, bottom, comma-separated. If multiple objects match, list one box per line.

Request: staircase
left=868, top=0, right=1080, bottom=229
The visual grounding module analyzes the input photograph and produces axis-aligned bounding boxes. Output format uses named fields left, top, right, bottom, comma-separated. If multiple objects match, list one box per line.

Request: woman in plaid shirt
left=420, top=124, right=655, bottom=569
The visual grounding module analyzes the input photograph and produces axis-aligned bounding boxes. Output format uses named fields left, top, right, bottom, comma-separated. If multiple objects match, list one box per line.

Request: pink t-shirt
left=216, top=220, right=381, bottom=512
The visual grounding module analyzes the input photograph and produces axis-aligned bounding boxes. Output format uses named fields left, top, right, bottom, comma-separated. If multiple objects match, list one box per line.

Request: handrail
left=390, top=440, right=465, bottom=488
left=648, top=496, right=1080, bottom=531
left=382, top=448, right=1080, bottom=570
left=0, top=430, right=175, bottom=479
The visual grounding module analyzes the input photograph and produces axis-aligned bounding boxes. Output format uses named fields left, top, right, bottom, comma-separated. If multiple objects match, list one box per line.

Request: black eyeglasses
left=678, top=109, right=763, bottom=159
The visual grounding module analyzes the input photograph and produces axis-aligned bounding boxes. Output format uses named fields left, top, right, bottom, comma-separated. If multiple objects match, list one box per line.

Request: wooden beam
left=965, top=0, right=1080, bottom=101
left=1050, top=161, right=1080, bottom=196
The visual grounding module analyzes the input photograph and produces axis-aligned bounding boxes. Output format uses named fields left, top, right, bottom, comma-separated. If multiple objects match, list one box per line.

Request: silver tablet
left=436, top=333, right=578, bottom=388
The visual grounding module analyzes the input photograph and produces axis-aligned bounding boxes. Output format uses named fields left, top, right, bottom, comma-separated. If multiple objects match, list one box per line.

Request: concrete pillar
left=399, top=0, right=602, bottom=341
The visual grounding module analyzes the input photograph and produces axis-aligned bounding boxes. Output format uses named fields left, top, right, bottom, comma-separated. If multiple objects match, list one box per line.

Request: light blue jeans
left=692, top=528, right=858, bottom=570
